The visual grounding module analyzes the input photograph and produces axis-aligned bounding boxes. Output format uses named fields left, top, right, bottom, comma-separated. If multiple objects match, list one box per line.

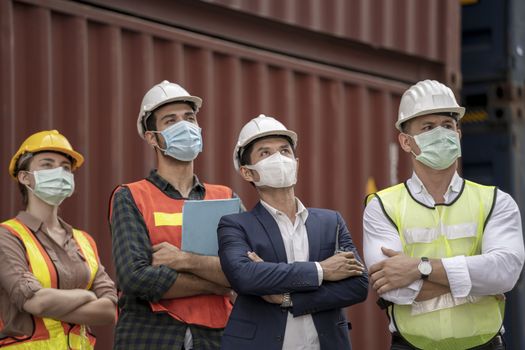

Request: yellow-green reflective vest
left=368, top=180, right=504, bottom=350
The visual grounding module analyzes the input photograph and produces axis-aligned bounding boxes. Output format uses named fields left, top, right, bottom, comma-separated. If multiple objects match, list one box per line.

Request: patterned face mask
left=408, top=126, right=461, bottom=170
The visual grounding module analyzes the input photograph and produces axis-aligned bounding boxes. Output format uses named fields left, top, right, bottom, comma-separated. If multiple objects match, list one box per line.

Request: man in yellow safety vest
left=364, top=80, right=524, bottom=350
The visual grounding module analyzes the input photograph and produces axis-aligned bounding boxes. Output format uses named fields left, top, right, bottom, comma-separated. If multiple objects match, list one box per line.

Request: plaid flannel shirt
left=111, top=170, right=229, bottom=350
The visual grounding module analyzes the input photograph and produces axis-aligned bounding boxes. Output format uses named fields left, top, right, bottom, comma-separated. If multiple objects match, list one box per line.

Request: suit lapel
left=252, top=202, right=288, bottom=262
left=305, top=210, right=321, bottom=262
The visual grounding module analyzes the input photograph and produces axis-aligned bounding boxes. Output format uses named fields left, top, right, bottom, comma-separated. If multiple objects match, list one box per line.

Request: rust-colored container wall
left=0, top=0, right=458, bottom=349
left=82, top=0, right=461, bottom=89
left=205, top=0, right=457, bottom=61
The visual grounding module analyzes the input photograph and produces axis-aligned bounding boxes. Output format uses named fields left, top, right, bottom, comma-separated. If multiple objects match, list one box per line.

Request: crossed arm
left=111, top=187, right=229, bottom=301
left=0, top=230, right=116, bottom=327
left=217, top=212, right=368, bottom=314
left=23, top=288, right=115, bottom=326
left=363, top=198, right=455, bottom=303
left=151, top=242, right=230, bottom=298
left=363, top=193, right=525, bottom=303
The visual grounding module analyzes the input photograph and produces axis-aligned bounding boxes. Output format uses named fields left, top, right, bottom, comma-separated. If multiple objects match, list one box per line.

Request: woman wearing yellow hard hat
left=0, top=130, right=117, bottom=349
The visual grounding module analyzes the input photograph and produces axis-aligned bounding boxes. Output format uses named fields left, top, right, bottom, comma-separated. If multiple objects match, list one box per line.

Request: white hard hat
left=232, top=114, right=298, bottom=171
left=396, top=79, right=465, bottom=131
left=136, top=80, right=203, bottom=139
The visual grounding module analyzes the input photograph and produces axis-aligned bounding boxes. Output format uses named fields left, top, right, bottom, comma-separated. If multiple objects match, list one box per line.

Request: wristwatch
left=418, top=257, right=432, bottom=279
left=280, top=293, right=293, bottom=308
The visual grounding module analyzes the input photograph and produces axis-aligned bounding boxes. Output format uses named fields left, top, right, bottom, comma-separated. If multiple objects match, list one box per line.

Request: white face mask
left=244, top=152, right=297, bottom=188
left=26, top=167, right=75, bottom=206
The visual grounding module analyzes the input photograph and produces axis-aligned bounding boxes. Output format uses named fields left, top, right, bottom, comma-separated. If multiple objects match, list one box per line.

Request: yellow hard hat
left=9, top=130, right=84, bottom=179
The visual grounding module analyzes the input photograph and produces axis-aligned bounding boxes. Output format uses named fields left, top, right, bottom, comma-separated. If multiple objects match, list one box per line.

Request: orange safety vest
left=0, top=219, right=99, bottom=349
left=123, top=179, right=233, bottom=329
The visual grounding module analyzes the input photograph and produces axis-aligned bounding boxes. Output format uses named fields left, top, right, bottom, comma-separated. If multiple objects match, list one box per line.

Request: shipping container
left=203, top=0, right=460, bottom=75
left=0, top=0, right=461, bottom=349
left=461, top=1, right=525, bottom=349
left=81, top=0, right=462, bottom=90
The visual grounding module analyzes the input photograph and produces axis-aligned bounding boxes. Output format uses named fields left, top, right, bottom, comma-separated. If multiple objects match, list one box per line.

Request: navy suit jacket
left=218, top=202, right=369, bottom=350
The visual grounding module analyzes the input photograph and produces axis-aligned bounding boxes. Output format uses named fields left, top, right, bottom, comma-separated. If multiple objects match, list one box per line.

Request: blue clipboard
left=181, top=198, right=241, bottom=256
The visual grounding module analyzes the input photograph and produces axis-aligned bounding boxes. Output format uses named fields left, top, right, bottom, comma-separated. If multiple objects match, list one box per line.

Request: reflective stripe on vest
left=0, top=219, right=99, bottom=349
left=370, top=180, right=503, bottom=350
left=123, top=179, right=233, bottom=328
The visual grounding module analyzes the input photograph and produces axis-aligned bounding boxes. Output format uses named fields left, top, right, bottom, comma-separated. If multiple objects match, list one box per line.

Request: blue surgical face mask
left=25, top=167, right=75, bottom=206
left=153, top=121, right=203, bottom=161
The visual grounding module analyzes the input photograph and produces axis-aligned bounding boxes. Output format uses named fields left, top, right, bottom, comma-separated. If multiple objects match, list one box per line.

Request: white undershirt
left=261, top=198, right=323, bottom=350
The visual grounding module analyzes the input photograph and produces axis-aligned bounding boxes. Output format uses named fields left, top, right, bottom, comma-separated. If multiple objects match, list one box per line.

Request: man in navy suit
left=218, top=114, right=369, bottom=350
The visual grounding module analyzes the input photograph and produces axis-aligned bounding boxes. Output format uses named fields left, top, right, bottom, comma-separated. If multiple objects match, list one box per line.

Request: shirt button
left=276, top=336, right=283, bottom=341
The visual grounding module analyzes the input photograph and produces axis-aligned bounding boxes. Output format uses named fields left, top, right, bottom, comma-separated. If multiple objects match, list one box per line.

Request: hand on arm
left=247, top=251, right=283, bottom=304
left=319, top=251, right=365, bottom=281
left=287, top=212, right=369, bottom=316
left=218, top=215, right=320, bottom=295
left=369, top=247, right=450, bottom=295
left=246, top=250, right=365, bottom=305
left=152, top=242, right=230, bottom=287
left=54, top=297, right=116, bottom=326
left=23, top=288, right=96, bottom=319
left=364, top=200, right=439, bottom=304
left=161, top=272, right=230, bottom=299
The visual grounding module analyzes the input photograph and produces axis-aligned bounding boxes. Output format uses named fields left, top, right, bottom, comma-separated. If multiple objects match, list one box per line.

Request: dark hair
left=239, top=135, right=295, bottom=167
left=15, top=155, right=32, bottom=207
left=145, top=112, right=157, bottom=133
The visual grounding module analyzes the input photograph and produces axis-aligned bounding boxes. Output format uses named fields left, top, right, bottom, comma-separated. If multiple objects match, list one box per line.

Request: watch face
left=418, top=261, right=432, bottom=275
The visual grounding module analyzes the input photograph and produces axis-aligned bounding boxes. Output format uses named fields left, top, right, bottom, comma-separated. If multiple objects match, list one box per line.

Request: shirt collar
left=260, top=197, right=309, bottom=222
left=409, top=171, right=463, bottom=196
left=15, top=211, right=73, bottom=236
left=147, top=169, right=205, bottom=193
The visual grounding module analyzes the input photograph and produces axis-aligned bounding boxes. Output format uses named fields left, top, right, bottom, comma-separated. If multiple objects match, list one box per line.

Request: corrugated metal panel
left=78, top=0, right=461, bottom=89
left=203, top=0, right=461, bottom=83
left=1, top=1, right=417, bottom=349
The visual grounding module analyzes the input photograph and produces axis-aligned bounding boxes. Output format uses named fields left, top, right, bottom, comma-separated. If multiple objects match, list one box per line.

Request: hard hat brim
left=9, top=147, right=84, bottom=179
left=395, top=106, right=465, bottom=131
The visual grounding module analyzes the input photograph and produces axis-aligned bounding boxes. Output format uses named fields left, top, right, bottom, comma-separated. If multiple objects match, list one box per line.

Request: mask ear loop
left=18, top=170, right=36, bottom=192
left=145, top=130, right=169, bottom=154
left=401, top=133, right=419, bottom=158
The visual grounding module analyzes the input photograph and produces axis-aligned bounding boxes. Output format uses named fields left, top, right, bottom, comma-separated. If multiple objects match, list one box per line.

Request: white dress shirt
left=261, top=198, right=323, bottom=350
left=363, top=172, right=524, bottom=331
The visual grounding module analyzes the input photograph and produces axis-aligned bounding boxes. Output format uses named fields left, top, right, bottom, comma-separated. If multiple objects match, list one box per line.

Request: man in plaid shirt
left=110, top=81, right=236, bottom=350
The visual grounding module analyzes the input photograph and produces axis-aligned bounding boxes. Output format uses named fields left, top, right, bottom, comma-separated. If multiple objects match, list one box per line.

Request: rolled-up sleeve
left=463, top=190, right=525, bottom=296
left=90, top=262, right=118, bottom=305
left=110, top=187, right=178, bottom=301
left=441, top=255, right=471, bottom=297
left=0, top=228, right=43, bottom=311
